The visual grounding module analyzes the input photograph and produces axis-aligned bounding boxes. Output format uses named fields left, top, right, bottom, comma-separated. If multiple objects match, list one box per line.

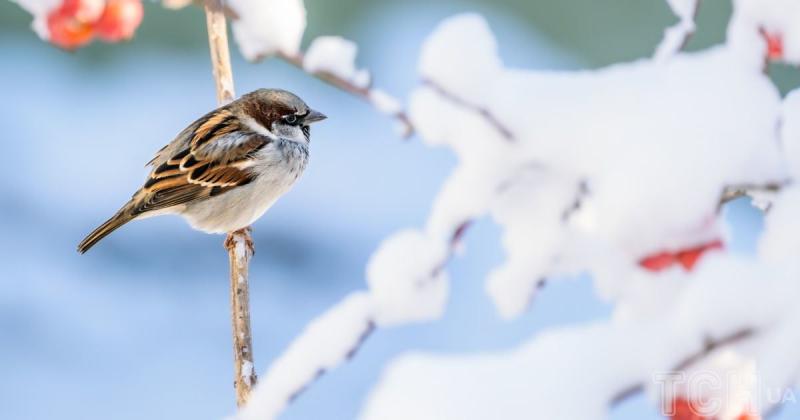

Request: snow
left=234, top=292, right=373, bottom=420
left=362, top=256, right=800, bottom=420
left=235, top=228, right=450, bottom=418
left=366, top=230, right=449, bottom=326
left=232, top=234, right=249, bottom=261
left=418, top=13, right=502, bottom=106
left=486, top=170, right=581, bottom=318
left=232, top=1, right=800, bottom=419
left=162, top=0, right=192, bottom=9
left=304, top=36, right=371, bottom=89
left=354, top=4, right=800, bottom=418
left=758, top=187, right=800, bottom=264
left=402, top=12, right=788, bottom=318
left=368, top=89, right=402, bottom=115
left=758, top=89, right=800, bottom=264
left=10, top=0, right=60, bottom=39
left=654, top=0, right=697, bottom=61
left=781, top=89, right=800, bottom=178
left=241, top=360, right=254, bottom=387
left=228, top=0, right=307, bottom=60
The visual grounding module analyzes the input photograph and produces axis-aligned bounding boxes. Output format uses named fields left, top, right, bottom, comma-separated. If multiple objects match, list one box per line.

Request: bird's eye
left=284, top=114, right=298, bottom=124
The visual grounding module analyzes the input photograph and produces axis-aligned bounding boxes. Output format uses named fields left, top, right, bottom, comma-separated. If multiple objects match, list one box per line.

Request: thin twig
left=610, top=328, right=755, bottom=407
left=277, top=51, right=414, bottom=137
left=204, top=0, right=257, bottom=406
left=423, top=78, right=515, bottom=141
left=720, top=181, right=787, bottom=205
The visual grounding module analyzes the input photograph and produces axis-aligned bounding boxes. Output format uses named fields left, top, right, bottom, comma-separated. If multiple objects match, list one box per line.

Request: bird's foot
left=224, top=226, right=255, bottom=256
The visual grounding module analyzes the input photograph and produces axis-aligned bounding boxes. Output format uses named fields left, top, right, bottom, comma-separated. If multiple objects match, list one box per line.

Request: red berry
left=675, top=240, right=723, bottom=271
left=666, top=397, right=759, bottom=419
left=47, top=7, right=95, bottom=50
left=639, top=240, right=723, bottom=273
left=736, top=413, right=760, bottom=420
left=639, top=251, right=675, bottom=272
left=668, top=397, right=710, bottom=419
left=760, top=29, right=784, bottom=60
left=95, top=0, right=143, bottom=42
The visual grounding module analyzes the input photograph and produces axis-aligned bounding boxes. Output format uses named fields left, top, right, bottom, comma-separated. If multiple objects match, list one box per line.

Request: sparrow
left=77, top=88, right=326, bottom=253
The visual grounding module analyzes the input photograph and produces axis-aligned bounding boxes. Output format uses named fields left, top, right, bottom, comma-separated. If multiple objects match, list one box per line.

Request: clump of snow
left=360, top=323, right=644, bottom=420
left=228, top=0, right=307, bottom=60
left=235, top=292, right=373, bottom=420
left=304, top=36, right=371, bottom=89
left=781, top=89, right=800, bottom=178
left=366, top=230, right=449, bottom=326
left=161, top=0, right=192, bottom=9
left=232, top=234, right=250, bottom=261
left=241, top=360, right=254, bottom=387
left=10, top=0, right=60, bottom=39
left=418, top=13, right=502, bottom=105
left=757, top=89, right=800, bottom=263
left=759, top=187, right=800, bottom=263
left=368, top=89, right=402, bottom=115
left=486, top=170, right=581, bottom=318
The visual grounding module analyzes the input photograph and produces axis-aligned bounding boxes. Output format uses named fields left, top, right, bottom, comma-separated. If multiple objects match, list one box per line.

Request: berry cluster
left=47, top=0, right=143, bottom=49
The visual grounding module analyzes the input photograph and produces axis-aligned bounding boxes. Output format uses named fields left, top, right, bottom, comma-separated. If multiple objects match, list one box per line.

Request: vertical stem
left=203, top=0, right=257, bottom=407
left=225, top=228, right=257, bottom=407
left=204, top=0, right=235, bottom=104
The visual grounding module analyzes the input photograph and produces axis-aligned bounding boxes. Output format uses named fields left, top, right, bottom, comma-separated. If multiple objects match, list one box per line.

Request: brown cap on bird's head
left=239, top=88, right=326, bottom=130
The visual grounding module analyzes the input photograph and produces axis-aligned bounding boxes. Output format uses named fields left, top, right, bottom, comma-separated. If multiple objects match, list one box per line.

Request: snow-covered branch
left=223, top=0, right=800, bottom=418
left=234, top=292, right=374, bottom=420
left=654, top=0, right=701, bottom=61
left=422, top=79, right=514, bottom=141
left=610, top=327, right=755, bottom=406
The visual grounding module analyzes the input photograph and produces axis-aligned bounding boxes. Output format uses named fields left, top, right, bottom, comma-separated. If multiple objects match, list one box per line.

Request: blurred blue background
left=1, top=1, right=798, bottom=419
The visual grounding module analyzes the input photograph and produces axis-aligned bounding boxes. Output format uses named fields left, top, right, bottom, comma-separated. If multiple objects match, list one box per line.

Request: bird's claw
left=225, top=227, right=255, bottom=256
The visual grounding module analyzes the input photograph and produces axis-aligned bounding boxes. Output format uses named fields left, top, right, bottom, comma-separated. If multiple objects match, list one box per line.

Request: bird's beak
left=304, top=109, right=327, bottom=124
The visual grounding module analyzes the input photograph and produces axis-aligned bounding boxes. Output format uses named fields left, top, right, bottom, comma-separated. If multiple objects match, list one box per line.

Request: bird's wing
left=131, top=109, right=271, bottom=216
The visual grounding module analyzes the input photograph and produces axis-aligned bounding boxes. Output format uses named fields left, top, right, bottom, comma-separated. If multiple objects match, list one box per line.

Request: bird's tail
left=77, top=205, right=135, bottom=254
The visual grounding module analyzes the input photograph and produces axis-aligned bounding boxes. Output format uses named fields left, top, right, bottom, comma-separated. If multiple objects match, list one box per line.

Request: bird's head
left=239, top=88, right=327, bottom=143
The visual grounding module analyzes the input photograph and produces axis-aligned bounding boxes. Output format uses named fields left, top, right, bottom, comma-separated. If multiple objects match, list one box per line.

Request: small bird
left=78, top=88, right=326, bottom=253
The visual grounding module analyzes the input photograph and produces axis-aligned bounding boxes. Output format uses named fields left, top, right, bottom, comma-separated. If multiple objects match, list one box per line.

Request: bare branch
left=224, top=228, right=258, bottom=406
left=204, top=0, right=257, bottom=406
